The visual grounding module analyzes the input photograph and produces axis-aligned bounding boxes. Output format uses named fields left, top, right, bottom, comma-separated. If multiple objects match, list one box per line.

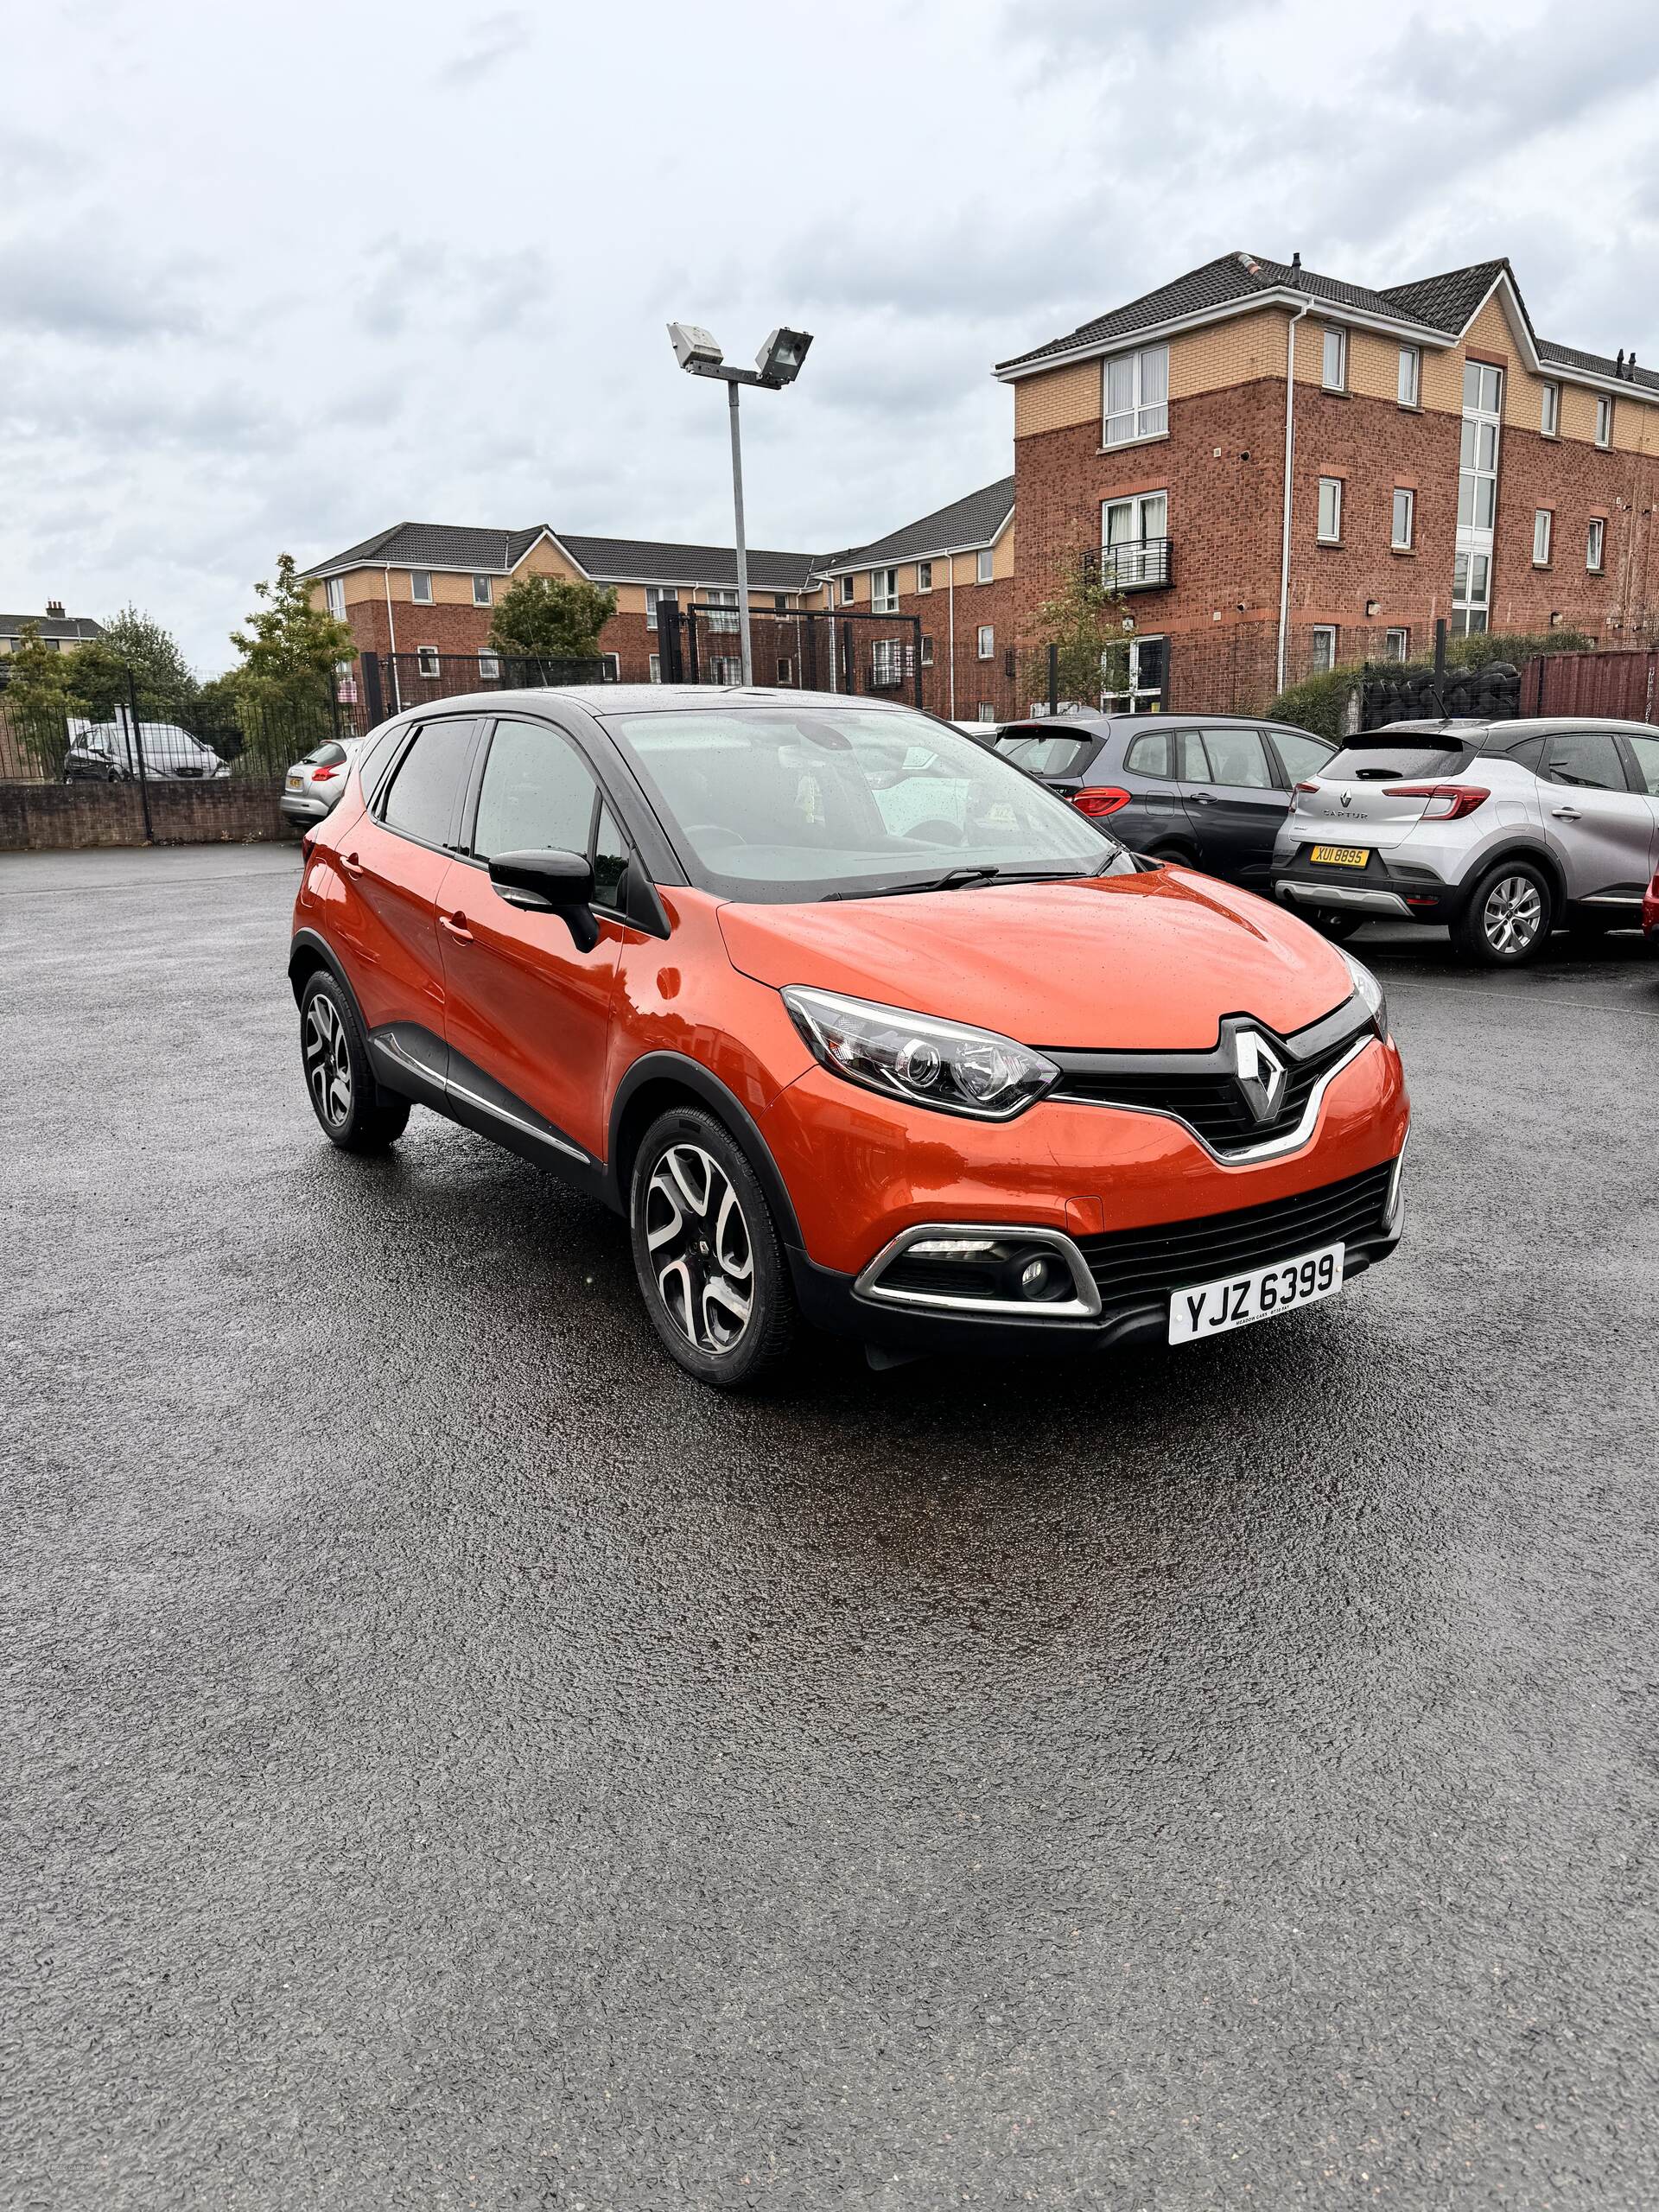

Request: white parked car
left=63, top=718, right=229, bottom=783
left=281, top=737, right=365, bottom=823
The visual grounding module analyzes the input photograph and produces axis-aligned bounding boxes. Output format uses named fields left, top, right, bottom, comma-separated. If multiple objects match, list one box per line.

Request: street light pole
left=727, top=379, right=753, bottom=687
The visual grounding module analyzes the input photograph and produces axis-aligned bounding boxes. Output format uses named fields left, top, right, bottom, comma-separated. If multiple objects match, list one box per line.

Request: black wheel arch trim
left=1458, top=841, right=1564, bottom=918
left=288, top=927, right=364, bottom=1011
left=607, top=1052, right=804, bottom=1248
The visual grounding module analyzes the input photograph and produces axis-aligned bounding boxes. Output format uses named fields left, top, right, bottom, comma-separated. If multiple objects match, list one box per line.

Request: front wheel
left=1452, top=861, right=1554, bottom=967
left=299, top=970, right=410, bottom=1151
left=630, top=1107, right=798, bottom=1389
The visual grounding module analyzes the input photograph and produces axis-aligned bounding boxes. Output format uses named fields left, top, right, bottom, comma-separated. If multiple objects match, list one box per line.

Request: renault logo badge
left=1234, top=1029, right=1287, bottom=1123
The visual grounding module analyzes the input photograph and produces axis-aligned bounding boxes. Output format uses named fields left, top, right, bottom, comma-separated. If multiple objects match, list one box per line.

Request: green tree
left=68, top=606, right=199, bottom=721
left=1020, top=553, right=1131, bottom=709
left=230, top=552, right=356, bottom=705
left=1, top=621, right=80, bottom=769
left=488, top=574, right=618, bottom=662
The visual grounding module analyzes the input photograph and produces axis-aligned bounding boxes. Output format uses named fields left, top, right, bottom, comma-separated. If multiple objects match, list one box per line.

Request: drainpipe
left=947, top=555, right=957, bottom=719
left=383, top=566, right=402, bottom=709
left=1276, top=293, right=1311, bottom=696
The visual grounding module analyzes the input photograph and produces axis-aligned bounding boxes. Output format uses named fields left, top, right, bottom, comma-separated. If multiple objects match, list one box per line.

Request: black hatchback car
left=992, top=714, right=1338, bottom=893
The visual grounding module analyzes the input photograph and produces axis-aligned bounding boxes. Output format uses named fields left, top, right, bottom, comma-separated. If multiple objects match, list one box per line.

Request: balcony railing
left=1084, top=537, right=1173, bottom=594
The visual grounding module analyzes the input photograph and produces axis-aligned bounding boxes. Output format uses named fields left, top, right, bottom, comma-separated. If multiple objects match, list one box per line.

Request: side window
left=1198, top=727, right=1273, bottom=789
left=1543, top=730, right=1627, bottom=792
left=593, top=804, right=631, bottom=910
left=360, top=720, right=415, bottom=803
left=1624, top=734, right=1659, bottom=798
left=378, top=720, right=477, bottom=847
left=1173, top=728, right=1211, bottom=783
left=1268, top=728, right=1333, bottom=784
left=1124, top=729, right=1171, bottom=779
left=473, top=718, right=600, bottom=861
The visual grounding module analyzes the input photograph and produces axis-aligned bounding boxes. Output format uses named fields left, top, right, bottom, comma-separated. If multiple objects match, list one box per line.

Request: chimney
left=1290, top=251, right=1302, bottom=275
left=1617, top=350, right=1625, bottom=377
left=44, top=599, right=65, bottom=620
left=1630, top=352, right=1639, bottom=378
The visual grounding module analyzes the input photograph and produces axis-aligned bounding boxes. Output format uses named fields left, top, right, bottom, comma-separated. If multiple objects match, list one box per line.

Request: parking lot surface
left=5, top=842, right=1658, bottom=2210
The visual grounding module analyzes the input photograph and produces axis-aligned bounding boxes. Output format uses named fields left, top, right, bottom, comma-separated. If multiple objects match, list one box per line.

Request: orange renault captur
left=289, top=687, right=1408, bottom=1388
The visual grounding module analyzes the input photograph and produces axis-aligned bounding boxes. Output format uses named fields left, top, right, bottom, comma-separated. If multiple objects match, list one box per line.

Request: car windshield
left=605, top=704, right=1125, bottom=902
left=993, top=730, right=1097, bottom=778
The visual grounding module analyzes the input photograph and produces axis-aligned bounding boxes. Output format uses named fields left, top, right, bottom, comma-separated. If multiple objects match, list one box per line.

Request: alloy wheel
left=302, top=993, right=353, bottom=1128
left=644, top=1144, right=754, bottom=1353
left=1482, top=874, right=1544, bottom=957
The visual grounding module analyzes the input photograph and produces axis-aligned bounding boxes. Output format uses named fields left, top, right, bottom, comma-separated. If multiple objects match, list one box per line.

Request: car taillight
left=1072, top=786, right=1132, bottom=817
left=312, top=763, right=340, bottom=781
left=1381, top=782, right=1491, bottom=820
left=1294, top=780, right=1320, bottom=793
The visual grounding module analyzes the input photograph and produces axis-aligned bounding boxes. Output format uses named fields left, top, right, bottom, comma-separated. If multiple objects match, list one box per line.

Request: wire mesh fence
left=0, top=683, right=351, bottom=786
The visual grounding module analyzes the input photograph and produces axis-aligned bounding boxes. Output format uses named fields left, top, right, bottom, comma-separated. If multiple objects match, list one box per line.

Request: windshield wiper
left=823, top=865, right=1001, bottom=902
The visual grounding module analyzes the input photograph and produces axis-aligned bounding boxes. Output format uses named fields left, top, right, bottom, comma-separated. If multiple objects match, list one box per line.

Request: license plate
left=1168, top=1242, right=1344, bottom=1344
left=1310, top=844, right=1370, bottom=868
left=285, top=773, right=303, bottom=789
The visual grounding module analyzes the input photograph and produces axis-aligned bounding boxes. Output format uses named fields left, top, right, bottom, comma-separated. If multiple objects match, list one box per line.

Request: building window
left=706, top=656, right=742, bottom=684
left=1391, top=487, right=1415, bottom=550
left=645, top=585, right=679, bottom=632
left=1533, top=509, right=1553, bottom=566
left=1103, top=343, right=1169, bottom=447
left=976, top=624, right=995, bottom=659
left=1541, top=381, right=1560, bottom=437
left=1384, top=627, right=1409, bottom=661
left=1397, top=346, right=1421, bottom=408
left=648, top=652, right=662, bottom=683
left=473, top=575, right=493, bottom=607
left=1101, top=634, right=1166, bottom=713
left=705, top=588, right=738, bottom=634
left=1596, top=395, right=1613, bottom=448
left=977, top=702, right=997, bottom=723
left=976, top=547, right=995, bottom=583
left=917, top=561, right=932, bottom=593
left=325, top=577, right=346, bottom=620
left=1310, top=626, right=1338, bottom=675
left=871, top=638, right=905, bottom=686
left=919, top=634, right=934, bottom=666
left=410, top=570, right=433, bottom=604
left=1318, top=477, right=1344, bottom=543
left=839, top=575, right=855, bottom=605
left=871, top=567, right=899, bottom=613
left=773, top=593, right=789, bottom=613
left=776, top=658, right=792, bottom=683
left=1322, top=326, right=1348, bottom=392
left=1452, top=550, right=1491, bottom=635
left=478, top=650, right=500, bottom=681
left=601, top=652, right=620, bottom=681
left=416, top=646, right=439, bottom=678
left=1587, top=518, right=1605, bottom=572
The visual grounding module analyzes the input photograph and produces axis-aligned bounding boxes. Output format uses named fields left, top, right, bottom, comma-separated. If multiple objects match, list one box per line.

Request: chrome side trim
left=1278, top=881, right=1414, bottom=917
left=1580, top=891, right=1644, bottom=907
left=1385, top=1124, right=1410, bottom=1232
left=1050, top=1035, right=1374, bottom=1166
left=445, top=1077, right=589, bottom=1163
left=855, top=1223, right=1102, bottom=1319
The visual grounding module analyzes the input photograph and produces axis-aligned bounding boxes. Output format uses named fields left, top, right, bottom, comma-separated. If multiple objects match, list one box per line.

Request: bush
left=1267, top=628, right=1600, bottom=737
left=1266, top=666, right=1362, bottom=741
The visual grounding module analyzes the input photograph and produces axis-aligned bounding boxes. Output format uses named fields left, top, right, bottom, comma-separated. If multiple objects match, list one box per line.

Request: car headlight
left=1340, top=948, right=1388, bottom=1038
left=782, top=985, right=1060, bottom=1121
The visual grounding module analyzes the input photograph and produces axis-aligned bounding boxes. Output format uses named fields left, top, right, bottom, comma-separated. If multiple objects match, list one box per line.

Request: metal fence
left=355, top=650, right=605, bottom=724
left=1520, top=646, right=1659, bottom=722
left=0, top=681, right=350, bottom=787
left=655, top=606, right=927, bottom=709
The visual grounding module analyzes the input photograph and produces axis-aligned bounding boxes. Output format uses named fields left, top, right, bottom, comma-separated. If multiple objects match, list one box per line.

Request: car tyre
left=1149, top=842, right=1198, bottom=869
left=1452, top=859, right=1554, bottom=967
left=630, top=1106, right=799, bottom=1389
left=1305, top=908, right=1366, bottom=942
left=298, top=970, right=410, bottom=1152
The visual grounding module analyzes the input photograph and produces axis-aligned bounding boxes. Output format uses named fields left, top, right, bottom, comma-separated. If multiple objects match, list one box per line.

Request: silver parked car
left=63, top=719, right=229, bottom=782
left=281, top=737, right=365, bottom=823
left=1273, top=716, right=1659, bottom=965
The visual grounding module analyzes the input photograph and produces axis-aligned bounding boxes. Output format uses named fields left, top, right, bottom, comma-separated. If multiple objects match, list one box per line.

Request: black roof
left=302, top=520, right=821, bottom=591
left=819, top=477, right=1015, bottom=572
left=0, top=611, right=105, bottom=641
left=302, top=522, right=550, bottom=577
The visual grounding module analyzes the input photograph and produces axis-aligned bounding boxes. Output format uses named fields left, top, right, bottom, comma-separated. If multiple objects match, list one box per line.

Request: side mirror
left=488, top=849, right=600, bottom=952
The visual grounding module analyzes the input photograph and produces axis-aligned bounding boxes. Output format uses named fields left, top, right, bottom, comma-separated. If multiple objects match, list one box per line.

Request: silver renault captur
left=1272, top=717, right=1659, bottom=965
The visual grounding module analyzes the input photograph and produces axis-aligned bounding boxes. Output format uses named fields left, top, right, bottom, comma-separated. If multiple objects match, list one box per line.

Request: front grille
left=1050, top=1021, right=1367, bottom=1155
left=1076, top=1161, right=1395, bottom=1315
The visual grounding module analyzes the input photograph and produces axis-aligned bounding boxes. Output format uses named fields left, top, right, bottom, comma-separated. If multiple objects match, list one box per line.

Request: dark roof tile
left=823, top=477, right=1015, bottom=570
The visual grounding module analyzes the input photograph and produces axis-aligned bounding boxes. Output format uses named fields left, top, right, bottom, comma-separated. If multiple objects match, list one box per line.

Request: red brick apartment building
left=305, top=251, right=1659, bottom=721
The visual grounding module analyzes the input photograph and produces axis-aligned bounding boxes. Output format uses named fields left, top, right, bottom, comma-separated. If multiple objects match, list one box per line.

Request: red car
left=289, top=689, right=1408, bottom=1388
left=1644, top=866, right=1659, bottom=942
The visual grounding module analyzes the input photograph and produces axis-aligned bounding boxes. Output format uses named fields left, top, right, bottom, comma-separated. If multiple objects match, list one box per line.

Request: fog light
left=1020, top=1257, right=1051, bottom=1296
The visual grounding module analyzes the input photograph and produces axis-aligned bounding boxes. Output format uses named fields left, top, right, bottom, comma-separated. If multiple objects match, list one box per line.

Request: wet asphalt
left=4, top=842, right=1658, bottom=2211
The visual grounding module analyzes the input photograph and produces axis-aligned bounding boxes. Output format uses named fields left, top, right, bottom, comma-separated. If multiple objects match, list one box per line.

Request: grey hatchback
left=993, top=714, right=1337, bottom=894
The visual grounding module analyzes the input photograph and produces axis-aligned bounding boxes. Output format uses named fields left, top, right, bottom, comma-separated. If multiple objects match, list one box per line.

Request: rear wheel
left=1304, top=908, right=1365, bottom=942
left=629, top=1107, right=798, bottom=1389
left=1452, top=861, right=1554, bottom=967
left=299, top=970, right=410, bottom=1152
left=1148, top=842, right=1198, bottom=869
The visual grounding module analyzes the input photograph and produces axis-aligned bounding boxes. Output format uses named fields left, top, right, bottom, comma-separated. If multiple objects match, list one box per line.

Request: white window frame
left=645, top=585, right=678, bottom=632
left=977, top=702, right=996, bottom=723
left=704, top=587, right=738, bottom=635
left=1587, top=518, right=1605, bottom=572
left=871, top=638, right=905, bottom=686
left=706, top=655, right=742, bottom=685
left=1397, top=346, right=1421, bottom=408
left=776, top=657, right=793, bottom=684
left=1322, top=326, right=1348, bottom=393
left=919, top=634, right=934, bottom=666
left=472, top=575, right=493, bottom=607
left=1102, top=343, right=1169, bottom=448
left=648, top=652, right=662, bottom=683
left=1391, top=487, right=1415, bottom=550
left=325, top=576, right=346, bottom=620
left=976, top=547, right=995, bottom=584
left=1533, top=509, right=1553, bottom=566
left=1541, top=381, right=1560, bottom=437
left=1596, top=395, right=1613, bottom=448
left=871, top=567, right=899, bottom=613
left=1384, top=627, right=1409, bottom=662
left=1100, top=492, right=1168, bottom=587
left=976, top=623, right=995, bottom=660
left=478, top=649, right=500, bottom=681
left=410, top=569, right=433, bottom=604
left=916, top=560, right=932, bottom=593
left=839, top=575, right=855, bottom=605
left=416, top=645, right=439, bottom=678
left=1309, top=626, right=1338, bottom=675
left=1318, top=477, right=1344, bottom=544
left=601, top=652, right=620, bottom=682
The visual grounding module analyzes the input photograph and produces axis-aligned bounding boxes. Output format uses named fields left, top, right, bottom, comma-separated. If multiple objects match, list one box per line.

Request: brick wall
left=0, top=778, right=291, bottom=851
left=1490, top=428, right=1659, bottom=639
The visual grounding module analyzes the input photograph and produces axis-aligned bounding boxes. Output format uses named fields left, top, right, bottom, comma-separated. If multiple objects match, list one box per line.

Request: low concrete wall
left=0, top=778, right=296, bottom=851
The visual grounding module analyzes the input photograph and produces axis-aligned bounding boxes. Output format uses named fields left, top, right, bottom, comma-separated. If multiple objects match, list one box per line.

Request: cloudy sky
left=5, top=0, right=1659, bottom=670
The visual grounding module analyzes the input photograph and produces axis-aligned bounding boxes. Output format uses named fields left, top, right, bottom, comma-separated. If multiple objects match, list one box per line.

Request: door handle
left=341, top=850, right=365, bottom=875
left=1551, top=806, right=1582, bottom=821
left=438, top=910, right=474, bottom=942
left=1189, top=792, right=1211, bottom=805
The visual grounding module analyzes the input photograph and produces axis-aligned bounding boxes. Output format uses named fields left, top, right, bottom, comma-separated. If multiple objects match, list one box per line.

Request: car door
left=1114, top=726, right=1199, bottom=854
left=435, top=713, right=624, bottom=1167
left=1263, top=724, right=1336, bottom=791
left=1616, top=731, right=1659, bottom=883
left=1173, top=724, right=1286, bottom=886
left=336, top=715, right=480, bottom=1048
left=1537, top=728, right=1656, bottom=901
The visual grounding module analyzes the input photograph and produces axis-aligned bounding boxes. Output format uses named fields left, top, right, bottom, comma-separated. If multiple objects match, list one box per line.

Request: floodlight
left=669, top=321, right=723, bottom=372
left=756, top=327, right=813, bottom=386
